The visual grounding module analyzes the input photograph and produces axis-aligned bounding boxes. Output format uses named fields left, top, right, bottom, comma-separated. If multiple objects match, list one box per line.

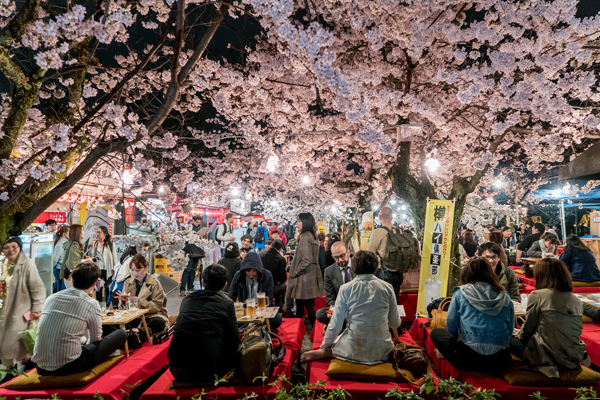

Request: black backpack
left=239, top=324, right=285, bottom=384
left=254, top=229, right=265, bottom=244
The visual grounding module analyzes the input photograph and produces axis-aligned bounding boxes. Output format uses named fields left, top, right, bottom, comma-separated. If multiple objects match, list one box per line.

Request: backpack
left=239, top=324, right=285, bottom=384
left=380, top=226, right=418, bottom=274
left=208, top=224, right=220, bottom=241
left=254, top=228, right=265, bottom=244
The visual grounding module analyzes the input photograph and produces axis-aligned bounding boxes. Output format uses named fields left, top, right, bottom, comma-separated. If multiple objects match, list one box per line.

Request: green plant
left=571, top=386, right=598, bottom=400
left=529, top=391, right=547, bottom=400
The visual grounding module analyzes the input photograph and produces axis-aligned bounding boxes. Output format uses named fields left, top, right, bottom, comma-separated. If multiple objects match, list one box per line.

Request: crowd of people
left=1, top=209, right=600, bottom=385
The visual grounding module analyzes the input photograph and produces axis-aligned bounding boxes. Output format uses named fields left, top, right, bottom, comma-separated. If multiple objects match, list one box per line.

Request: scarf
left=538, top=239, right=552, bottom=254
left=245, top=276, right=258, bottom=299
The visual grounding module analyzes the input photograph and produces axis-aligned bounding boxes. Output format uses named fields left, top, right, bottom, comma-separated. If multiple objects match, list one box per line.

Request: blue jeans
left=180, top=258, right=198, bottom=291
left=53, top=266, right=65, bottom=293
left=375, top=268, right=403, bottom=305
left=268, top=313, right=283, bottom=330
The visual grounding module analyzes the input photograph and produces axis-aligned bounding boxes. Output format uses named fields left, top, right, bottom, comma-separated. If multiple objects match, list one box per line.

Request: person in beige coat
left=510, top=258, right=587, bottom=378
left=287, top=212, right=325, bottom=326
left=111, top=254, right=169, bottom=336
left=0, top=236, right=46, bottom=383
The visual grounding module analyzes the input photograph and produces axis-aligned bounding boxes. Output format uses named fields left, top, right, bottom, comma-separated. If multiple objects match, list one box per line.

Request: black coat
left=260, top=247, right=287, bottom=285
left=168, top=290, right=238, bottom=372
left=517, top=232, right=543, bottom=252
left=218, top=256, right=241, bottom=292
left=229, top=252, right=274, bottom=306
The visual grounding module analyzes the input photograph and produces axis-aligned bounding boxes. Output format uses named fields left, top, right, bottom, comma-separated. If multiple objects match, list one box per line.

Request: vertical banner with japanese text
left=416, top=199, right=455, bottom=316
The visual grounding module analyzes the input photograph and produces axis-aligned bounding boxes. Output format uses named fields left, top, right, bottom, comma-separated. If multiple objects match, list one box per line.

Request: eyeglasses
left=483, top=255, right=499, bottom=261
left=332, top=254, right=347, bottom=261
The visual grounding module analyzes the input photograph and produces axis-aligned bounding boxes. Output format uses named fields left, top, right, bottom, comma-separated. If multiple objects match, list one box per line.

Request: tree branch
left=0, top=48, right=28, bottom=88
left=0, top=0, right=40, bottom=47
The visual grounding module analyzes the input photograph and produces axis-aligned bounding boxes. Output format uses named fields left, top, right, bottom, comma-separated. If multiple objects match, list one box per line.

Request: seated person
left=168, top=264, right=239, bottom=383
left=517, top=222, right=545, bottom=263
left=316, top=241, right=355, bottom=326
left=218, top=242, right=242, bottom=292
left=478, top=242, right=519, bottom=301
left=259, top=239, right=288, bottom=307
left=526, top=232, right=559, bottom=258
left=431, top=257, right=514, bottom=375
left=510, top=258, right=587, bottom=377
left=107, top=254, right=168, bottom=336
left=488, top=232, right=508, bottom=266
left=33, top=262, right=127, bottom=376
left=559, top=235, right=600, bottom=283
left=301, top=250, right=400, bottom=365
left=258, top=238, right=274, bottom=258
left=240, top=234, right=255, bottom=256
left=229, top=252, right=282, bottom=330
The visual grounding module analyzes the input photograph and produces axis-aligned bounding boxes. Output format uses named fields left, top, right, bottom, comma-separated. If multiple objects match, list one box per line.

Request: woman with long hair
left=510, top=258, right=587, bottom=377
left=560, top=235, right=600, bottom=283
left=286, top=212, right=325, bottom=326
left=431, top=257, right=514, bottom=375
left=53, top=225, right=70, bottom=292
left=89, top=226, right=118, bottom=302
left=218, top=242, right=242, bottom=292
left=61, top=224, right=92, bottom=282
left=462, top=231, right=478, bottom=258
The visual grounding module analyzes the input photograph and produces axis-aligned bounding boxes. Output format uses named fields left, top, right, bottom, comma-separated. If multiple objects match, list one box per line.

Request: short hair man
left=316, top=241, right=355, bottom=326
left=367, top=206, right=419, bottom=303
left=216, top=213, right=236, bottom=253
left=259, top=239, right=287, bottom=307
left=168, top=264, right=239, bottom=383
left=33, top=262, right=127, bottom=376
left=45, top=219, right=57, bottom=233
left=260, top=238, right=274, bottom=257
left=545, top=224, right=557, bottom=235
left=240, top=234, right=255, bottom=259
left=478, top=243, right=519, bottom=301
left=517, top=222, right=546, bottom=263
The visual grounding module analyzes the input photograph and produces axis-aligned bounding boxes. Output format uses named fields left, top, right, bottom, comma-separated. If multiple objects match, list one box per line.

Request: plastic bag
left=21, top=321, right=38, bottom=355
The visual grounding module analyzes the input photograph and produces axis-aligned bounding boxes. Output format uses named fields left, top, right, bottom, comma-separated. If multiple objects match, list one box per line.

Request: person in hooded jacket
left=431, top=257, right=514, bottom=375
left=229, top=252, right=282, bottom=330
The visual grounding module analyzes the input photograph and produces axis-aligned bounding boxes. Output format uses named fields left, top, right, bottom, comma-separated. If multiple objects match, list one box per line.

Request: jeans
left=273, top=283, right=287, bottom=307
left=180, top=258, right=198, bottom=291
left=375, top=268, right=403, bottom=304
left=509, top=336, right=528, bottom=360
left=269, top=313, right=283, bottom=330
left=430, top=328, right=512, bottom=375
left=38, top=330, right=127, bottom=376
left=53, top=266, right=65, bottom=293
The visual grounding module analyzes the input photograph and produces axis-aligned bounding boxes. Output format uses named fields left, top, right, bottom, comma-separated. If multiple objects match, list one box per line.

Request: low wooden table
left=102, top=308, right=151, bottom=356
left=520, top=257, right=542, bottom=278
left=236, top=307, right=279, bottom=332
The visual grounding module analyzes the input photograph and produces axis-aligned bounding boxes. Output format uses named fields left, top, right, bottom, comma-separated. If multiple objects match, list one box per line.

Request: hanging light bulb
left=331, top=206, right=337, bottom=214
left=390, top=200, right=396, bottom=205
left=159, top=186, right=165, bottom=193
left=425, top=158, right=440, bottom=172
left=402, top=214, right=407, bottom=219
left=231, top=187, right=239, bottom=196
left=245, top=192, right=252, bottom=200
left=266, top=155, right=279, bottom=172
left=494, top=180, right=503, bottom=188
left=401, top=205, right=407, bottom=210
left=303, top=175, right=310, bottom=184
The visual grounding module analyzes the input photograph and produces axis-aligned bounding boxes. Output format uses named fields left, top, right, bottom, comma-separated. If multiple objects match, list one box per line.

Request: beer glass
left=234, top=302, right=244, bottom=319
left=257, top=292, right=267, bottom=309
left=246, top=298, right=256, bottom=317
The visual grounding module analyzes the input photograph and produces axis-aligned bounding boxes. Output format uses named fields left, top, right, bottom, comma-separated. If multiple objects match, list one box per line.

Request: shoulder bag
left=430, top=297, right=452, bottom=330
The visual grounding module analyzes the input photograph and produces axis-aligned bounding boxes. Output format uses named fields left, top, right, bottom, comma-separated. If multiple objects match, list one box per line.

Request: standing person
left=53, top=225, right=70, bottom=292
left=367, top=206, right=419, bottom=304
left=112, top=254, right=169, bottom=335
left=45, top=219, right=57, bottom=233
left=278, top=225, right=288, bottom=246
left=260, top=239, right=287, bottom=307
left=0, top=237, right=46, bottom=383
left=216, top=213, right=236, bottom=256
left=552, top=224, right=562, bottom=241
left=560, top=235, right=600, bottom=283
left=89, top=226, right=118, bottom=302
left=254, top=222, right=269, bottom=252
left=430, top=257, right=514, bottom=375
left=180, top=216, right=204, bottom=296
left=32, top=262, right=127, bottom=376
left=301, top=250, right=400, bottom=364
left=61, top=224, right=93, bottom=283
left=168, top=264, right=239, bottom=383
left=287, top=212, right=325, bottom=327
left=218, top=242, right=242, bottom=292
left=509, top=258, right=587, bottom=378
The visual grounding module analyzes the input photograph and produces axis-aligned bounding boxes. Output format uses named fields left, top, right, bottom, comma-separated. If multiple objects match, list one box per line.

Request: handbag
left=400, top=266, right=420, bottom=291
left=187, top=244, right=205, bottom=260
left=20, top=321, right=38, bottom=355
left=390, top=342, right=432, bottom=384
left=126, top=328, right=143, bottom=350
left=429, top=297, right=452, bottom=330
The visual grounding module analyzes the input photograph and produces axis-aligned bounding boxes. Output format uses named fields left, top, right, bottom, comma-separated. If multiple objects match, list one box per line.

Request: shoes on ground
left=179, top=291, right=186, bottom=297
left=109, top=350, right=122, bottom=357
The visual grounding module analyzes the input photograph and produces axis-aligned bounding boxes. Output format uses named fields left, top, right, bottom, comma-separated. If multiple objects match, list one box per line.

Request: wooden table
left=520, top=257, right=542, bottom=278
left=102, top=308, right=151, bottom=356
left=237, top=315, right=271, bottom=331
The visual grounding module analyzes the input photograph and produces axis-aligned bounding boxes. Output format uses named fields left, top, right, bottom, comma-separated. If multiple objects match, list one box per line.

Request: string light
left=401, top=205, right=407, bottom=210
left=303, top=175, right=310, bottom=184
left=390, top=200, right=396, bottom=205
left=159, top=186, right=165, bottom=193
left=494, top=180, right=503, bottom=188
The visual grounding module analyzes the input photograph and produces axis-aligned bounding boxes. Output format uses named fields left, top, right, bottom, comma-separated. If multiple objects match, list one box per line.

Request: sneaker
left=179, top=291, right=186, bottom=297
left=187, top=288, right=197, bottom=292
left=109, top=350, right=122, bottom=357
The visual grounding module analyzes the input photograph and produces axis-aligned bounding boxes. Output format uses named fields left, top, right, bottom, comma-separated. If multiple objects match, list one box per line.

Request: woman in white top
left=301, top=250, right=401, bottom=365
left=89, top=226, right=118, bottom=302
left=53, top=225, right=69, bottom=292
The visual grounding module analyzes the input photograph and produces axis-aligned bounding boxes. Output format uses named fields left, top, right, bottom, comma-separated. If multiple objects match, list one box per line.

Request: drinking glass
left=234, top=302, right=244, bottom=319
left=257, top=292, right=266, bottom=310
left=246, top=298, right=256, bottom=317
left=100, top=303, right=107, bottom=318
left=128, top=298, right=138, bottom=312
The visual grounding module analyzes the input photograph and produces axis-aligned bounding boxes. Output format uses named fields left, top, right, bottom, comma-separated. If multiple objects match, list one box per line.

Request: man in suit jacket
left=316, top=242, right=355, bottom=326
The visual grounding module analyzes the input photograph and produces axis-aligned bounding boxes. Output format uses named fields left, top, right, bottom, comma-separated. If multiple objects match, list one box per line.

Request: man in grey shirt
left=33, top=262, right=127, bottom=376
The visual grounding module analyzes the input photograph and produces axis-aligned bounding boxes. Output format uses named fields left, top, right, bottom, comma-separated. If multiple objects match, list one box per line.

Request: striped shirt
left=32, top=287, right=102, bottom=371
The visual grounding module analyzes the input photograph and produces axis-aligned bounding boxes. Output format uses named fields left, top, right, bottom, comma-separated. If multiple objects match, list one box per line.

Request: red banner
left=34, top=211, right=67, bottom=224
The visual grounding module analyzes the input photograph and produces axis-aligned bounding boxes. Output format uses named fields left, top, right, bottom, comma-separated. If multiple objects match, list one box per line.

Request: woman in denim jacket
left=431, top=257, right=514, bottom=375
